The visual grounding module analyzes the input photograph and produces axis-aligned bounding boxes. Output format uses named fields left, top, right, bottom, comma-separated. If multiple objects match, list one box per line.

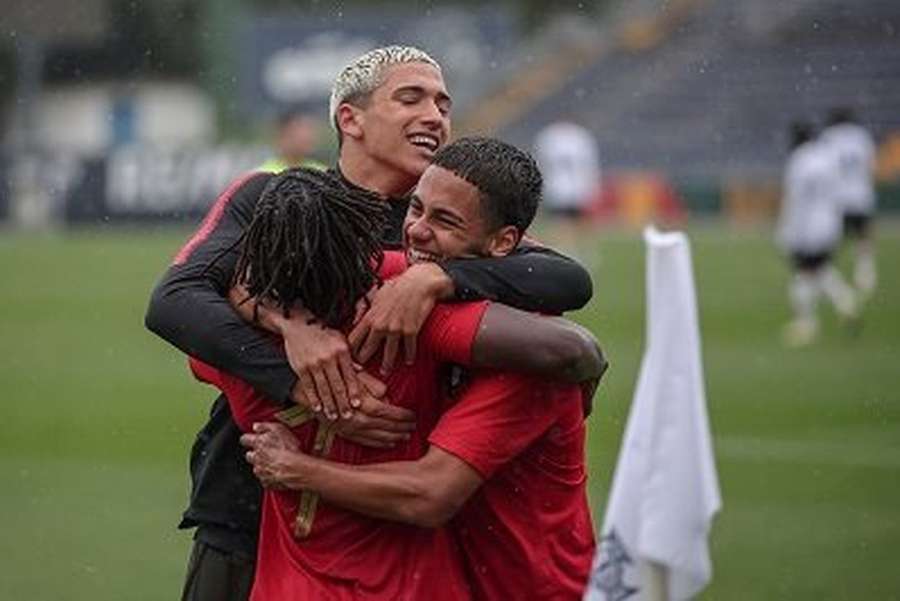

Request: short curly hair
left=431, top=136, right=543, bottom=234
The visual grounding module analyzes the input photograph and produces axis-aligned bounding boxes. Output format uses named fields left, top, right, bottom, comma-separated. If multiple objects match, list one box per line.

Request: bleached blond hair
left=328, top=45, right=442, bottom=138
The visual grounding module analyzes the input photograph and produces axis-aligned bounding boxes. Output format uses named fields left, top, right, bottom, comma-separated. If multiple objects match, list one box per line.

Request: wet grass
left=1, top=222, right=898, bottom=599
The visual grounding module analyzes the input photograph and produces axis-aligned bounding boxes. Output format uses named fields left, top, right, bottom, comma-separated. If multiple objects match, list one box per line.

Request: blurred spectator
left=776, top=121, right=858, bottom=347
left=821, top=107, right=878, bottom=299
left=259, top=107, right=326, bottom=173
left=533, top=119, right=600, bottom=258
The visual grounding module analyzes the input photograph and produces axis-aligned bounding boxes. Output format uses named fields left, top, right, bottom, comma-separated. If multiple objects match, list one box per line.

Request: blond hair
left=328, top=45, right=441, bottom=137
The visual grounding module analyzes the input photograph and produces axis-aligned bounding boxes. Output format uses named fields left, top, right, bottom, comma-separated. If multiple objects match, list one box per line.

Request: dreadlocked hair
left=232, top=167, right=387, bottom=329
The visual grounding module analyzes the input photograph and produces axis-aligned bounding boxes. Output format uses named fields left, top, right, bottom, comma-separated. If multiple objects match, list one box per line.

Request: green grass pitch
left=1, top=223, right=898, bottom=600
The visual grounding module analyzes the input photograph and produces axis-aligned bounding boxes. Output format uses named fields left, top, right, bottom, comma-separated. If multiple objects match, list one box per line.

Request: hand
left=333, top=374, right=416, bottom=448
left=282, top=314, right=360, bottom=421
left=348, top=263, right=453, bottom=374
left=227, top=285, right=361, bottom=420
left=240, top=422, right=302, bottom=489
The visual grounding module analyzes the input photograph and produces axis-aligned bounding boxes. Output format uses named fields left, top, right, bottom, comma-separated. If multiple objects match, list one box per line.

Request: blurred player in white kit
left=777, top=121, right=859, bottom=347
left=534, top=119, right=600, bottom=258
left=821, top=107, right=878, bottom=299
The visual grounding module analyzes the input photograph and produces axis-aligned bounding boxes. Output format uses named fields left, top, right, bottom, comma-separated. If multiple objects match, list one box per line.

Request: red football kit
left=429, top=372, right=596, bottom=601
left=190, top=251, right=486, bottom=601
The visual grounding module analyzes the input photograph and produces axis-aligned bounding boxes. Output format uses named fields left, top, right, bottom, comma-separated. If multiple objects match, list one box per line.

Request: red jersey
left=190, top=251, right=487, bottom=601
left=429, top=372, right=595, bottom=601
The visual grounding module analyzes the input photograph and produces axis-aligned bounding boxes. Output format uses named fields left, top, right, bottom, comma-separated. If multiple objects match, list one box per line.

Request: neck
left=338, top=146, right=417, bottom=199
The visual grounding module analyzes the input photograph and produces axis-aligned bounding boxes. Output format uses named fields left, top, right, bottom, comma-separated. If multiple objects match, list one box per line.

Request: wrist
left=285, top=452, right=316, bottom=490
left=414, top=262, right=454, bottom=300
left=273, top=306, right=315, bottom=336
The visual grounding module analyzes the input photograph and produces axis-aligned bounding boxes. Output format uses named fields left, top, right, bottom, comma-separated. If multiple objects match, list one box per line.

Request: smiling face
left=404, top=165, right=519, bottom=264
left=338, top=62, right=451, bottom=189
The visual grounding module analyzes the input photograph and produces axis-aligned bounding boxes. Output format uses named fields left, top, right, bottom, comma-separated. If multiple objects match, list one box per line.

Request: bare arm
left=241, top=422, right=481, bottom=528
left=472, top=304, right=608, bottom=384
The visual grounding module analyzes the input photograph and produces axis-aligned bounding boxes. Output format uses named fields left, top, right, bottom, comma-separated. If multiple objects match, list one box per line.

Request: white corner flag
left=584, top=227, right=722, bottom=601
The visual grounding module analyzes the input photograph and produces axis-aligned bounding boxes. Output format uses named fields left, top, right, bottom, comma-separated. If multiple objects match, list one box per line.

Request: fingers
left=335, top=410, right=415, bottom=449
left=253, top=422, right=280, bottom=434
left=358, top=396, right=416, bottom=422
left=310, top=368, right=337, bottom=420
left=296, top=371, right=322, bottom=413
left=380, top=334, right=400, bottom=375
left=403, top=333, right=417, bottom=366
left=356, top=327, right=383, bottom=366
left=324, top=360, right=352, bottom=419
left=352, top=411, right=416, bottom=433
left=347, top=319, right=368, bottom=358
left=357, top=370, right=387, bottom=398
left=342, top=429, right=409, bottom=448
left=341, top=436, right=395, bottom=449
left=338, top=353, right=361, bottom=410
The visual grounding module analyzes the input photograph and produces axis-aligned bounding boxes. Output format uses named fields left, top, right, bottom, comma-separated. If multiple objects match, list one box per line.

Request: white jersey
left=777, top=140, right=843, bottom=254
left=533, top=122, right=600, bottom=211
left=820, top=123, right=876, bottom=214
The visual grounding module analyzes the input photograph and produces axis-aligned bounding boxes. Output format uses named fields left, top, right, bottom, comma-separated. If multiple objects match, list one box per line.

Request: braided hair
left=230, top=167, right=387, bottom=329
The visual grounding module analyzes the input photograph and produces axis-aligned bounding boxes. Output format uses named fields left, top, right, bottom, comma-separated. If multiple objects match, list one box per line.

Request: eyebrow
left=410, top=194, right=466, bottom=227
left=392, top=85, right=453, bottom=108
left=432, top=206, right=465, bottom=227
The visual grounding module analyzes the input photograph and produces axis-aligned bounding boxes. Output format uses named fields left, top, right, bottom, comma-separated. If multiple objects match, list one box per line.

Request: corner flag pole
left=638, top=560, right=669, bottom=601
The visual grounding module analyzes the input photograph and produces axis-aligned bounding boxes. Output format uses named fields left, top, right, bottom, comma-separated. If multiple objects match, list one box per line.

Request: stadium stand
left=487, top=0, right=900, bottom=183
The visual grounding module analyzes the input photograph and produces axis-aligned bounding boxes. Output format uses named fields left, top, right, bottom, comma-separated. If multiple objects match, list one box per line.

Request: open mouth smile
left=408, top=133, right=440, bottom=153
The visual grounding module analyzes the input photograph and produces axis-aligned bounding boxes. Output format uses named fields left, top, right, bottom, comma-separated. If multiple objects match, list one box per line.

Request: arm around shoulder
left=257, top=442, right=483, bottom=528
left=471, top=304, right=608, bottom=384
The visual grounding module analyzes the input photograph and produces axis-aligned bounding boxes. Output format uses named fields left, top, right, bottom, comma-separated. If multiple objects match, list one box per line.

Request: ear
left=486, top=225, right=521, bottom=257
left=336, top=103, right=364, bottom=141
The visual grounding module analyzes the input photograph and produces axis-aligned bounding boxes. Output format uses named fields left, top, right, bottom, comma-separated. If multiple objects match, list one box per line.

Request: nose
left=420, top=100, right=447, bottom=132
left=406, top=214, right=432, bottom=243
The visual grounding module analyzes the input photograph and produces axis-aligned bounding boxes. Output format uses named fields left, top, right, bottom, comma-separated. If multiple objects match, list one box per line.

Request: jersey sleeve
left=379, top=250, right=408, bottom=280
left=417, top=301, right=489, bottom=366
left=188, top=357, right=279, bottom=433
left=428, top=373, right=566, bottom=479
left=144, top=171, right=299, bottom=406
left=442, top=245, right=592, bottom=314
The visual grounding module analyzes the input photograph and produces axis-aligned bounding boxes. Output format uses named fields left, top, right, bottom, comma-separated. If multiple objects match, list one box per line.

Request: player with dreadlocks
left=188, top=151, right=605, bottom=600
left=231, top=168, right=387, bottom=328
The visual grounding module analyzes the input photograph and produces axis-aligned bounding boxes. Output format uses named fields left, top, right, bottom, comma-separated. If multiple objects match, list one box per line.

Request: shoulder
left=379, top=250, right=408, bottom=279
left=465, top=371, right=573, bottom=406
left=227, top=171, right=275, bottom=207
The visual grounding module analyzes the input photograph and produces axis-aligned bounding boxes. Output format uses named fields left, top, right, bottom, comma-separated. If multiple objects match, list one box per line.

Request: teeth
left=407, top=248, right=440, bottom=263
left=409, top=135, right=438, bottom=151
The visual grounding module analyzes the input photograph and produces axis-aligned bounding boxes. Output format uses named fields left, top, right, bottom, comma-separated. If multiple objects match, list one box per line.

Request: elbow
left=403, top=480, right=464, bottom=528
left=408, top=495, right=462, bottom=528
left=145, top=278, right=189, bottom=347
left=144, top=282, right=169, bottom=337
left=566, top=265, right=593, bottom=311
left=553, top=329, right=608, bottom=383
